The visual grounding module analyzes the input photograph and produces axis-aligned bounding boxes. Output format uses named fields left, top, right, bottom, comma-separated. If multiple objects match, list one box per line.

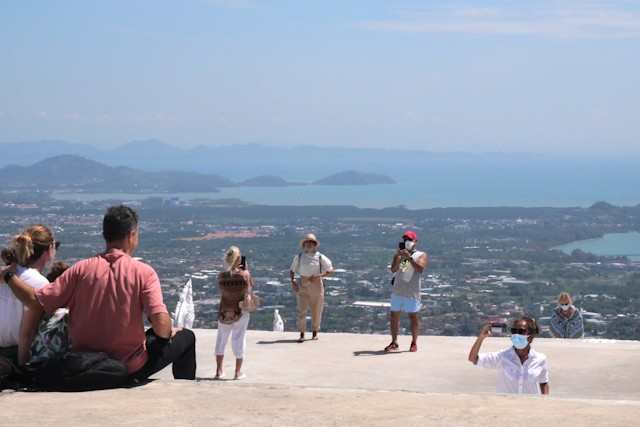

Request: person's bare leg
left=215, top=355, right=224, bottom=378
left=234, top=358, right=244, bottom=379
left=409, top=313, right=420, bottom=349
left=386, top=311, right=401, bottom=350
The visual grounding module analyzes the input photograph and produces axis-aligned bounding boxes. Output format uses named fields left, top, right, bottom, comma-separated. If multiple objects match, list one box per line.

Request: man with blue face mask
left=468, top=317, right=550, bottom=395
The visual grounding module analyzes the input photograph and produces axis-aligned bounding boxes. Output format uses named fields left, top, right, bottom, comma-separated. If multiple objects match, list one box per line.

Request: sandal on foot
left=409, top=342, right=418, bottom=352
left=384, top=342, right=399, bottom=353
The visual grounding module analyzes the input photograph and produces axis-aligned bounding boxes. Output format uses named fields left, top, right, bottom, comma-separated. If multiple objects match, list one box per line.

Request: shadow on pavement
left=353, top=350, right=407, bottom=356
left=256, top=339, right=302, bottom=345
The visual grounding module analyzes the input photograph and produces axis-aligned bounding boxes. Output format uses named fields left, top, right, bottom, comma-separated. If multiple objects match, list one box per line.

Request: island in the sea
left=0, top=156, right=396, bottom=192
left=312, top=170, right=396, bottom=186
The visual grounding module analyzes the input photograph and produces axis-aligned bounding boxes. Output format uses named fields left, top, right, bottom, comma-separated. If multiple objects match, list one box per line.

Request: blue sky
left=1, top=0, right=639, bottom=153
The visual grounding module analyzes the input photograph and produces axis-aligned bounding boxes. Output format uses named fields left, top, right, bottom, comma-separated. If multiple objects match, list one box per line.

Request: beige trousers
left=296, top=277, right=325, bottom=333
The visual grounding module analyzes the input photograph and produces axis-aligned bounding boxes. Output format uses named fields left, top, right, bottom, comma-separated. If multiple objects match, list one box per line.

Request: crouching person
left=1, top=205, right=197, bottom=391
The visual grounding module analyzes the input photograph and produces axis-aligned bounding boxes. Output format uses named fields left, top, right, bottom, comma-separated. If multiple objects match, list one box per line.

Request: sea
left=51, top=180, right=640, bottom=210
left=553, top=232, right=640, bottom=262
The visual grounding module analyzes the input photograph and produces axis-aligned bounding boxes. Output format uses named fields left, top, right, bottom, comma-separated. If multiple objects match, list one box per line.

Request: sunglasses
left=510, top=328, right=528, bottom=335
left=53, top=241, right=61, bottom=250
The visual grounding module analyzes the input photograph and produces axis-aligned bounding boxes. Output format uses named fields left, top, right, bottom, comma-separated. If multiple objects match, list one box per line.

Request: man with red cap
left=385, top=230, right=428, bottom=353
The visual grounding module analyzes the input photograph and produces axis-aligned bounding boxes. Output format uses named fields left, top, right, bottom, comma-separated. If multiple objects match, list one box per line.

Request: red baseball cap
left=403, top=230, right=418, bottom=241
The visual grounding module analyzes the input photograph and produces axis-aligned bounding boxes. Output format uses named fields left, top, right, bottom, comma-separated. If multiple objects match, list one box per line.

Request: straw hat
left=299, top=233, right=319, bottom=248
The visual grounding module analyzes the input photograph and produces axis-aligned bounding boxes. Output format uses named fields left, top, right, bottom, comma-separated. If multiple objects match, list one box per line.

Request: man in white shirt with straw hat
left=290, top=233, right=333, bottom=343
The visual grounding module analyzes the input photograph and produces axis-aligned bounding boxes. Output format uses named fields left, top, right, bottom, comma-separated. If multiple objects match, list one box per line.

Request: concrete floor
left=2, top=330, right=639, bottom=426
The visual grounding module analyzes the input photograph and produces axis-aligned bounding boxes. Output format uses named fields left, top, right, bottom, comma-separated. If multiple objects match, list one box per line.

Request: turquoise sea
left=553, top=232, right=640, bottom=261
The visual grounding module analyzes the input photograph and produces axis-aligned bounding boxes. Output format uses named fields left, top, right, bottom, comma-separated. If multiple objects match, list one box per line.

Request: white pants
left=215, top=313, right=250, bottom=359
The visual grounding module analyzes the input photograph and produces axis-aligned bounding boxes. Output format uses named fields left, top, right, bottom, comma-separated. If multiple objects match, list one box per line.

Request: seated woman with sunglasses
left=0, top=225, right=59, bottom=388
left=468, top=317, right=549, bottom=395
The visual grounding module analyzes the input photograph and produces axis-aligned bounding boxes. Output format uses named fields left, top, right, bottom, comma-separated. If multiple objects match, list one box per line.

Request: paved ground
left=2, top=330, right=639, bottom=426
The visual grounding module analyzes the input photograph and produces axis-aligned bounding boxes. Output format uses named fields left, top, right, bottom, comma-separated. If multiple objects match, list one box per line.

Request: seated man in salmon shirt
left=1, top=205, right=196, bottom=384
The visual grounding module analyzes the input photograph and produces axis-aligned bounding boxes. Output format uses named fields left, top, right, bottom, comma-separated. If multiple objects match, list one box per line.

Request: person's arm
left=408, top=252, right=428, bottom=274
left=390, top=252, right=403, bottom=273
left=149, top=312, right=172, bottom=339
left=569, top=313, right=585, bottom=339
left=468, top=323, right=492, bottom=365
left=18, top=305, right=43, bottom=365
left=539, top=358, right=550, bottom=395
left=319, top=255, right=334, bottom=278
left=141, top=269, right=171, bottom=337
left=290, top=256, right=299, bottom=292
left=540, top=383, right=550, bottom=395
left=1, top=266, right=40, bottom=310
left=549, top=314, right=563, bottom=338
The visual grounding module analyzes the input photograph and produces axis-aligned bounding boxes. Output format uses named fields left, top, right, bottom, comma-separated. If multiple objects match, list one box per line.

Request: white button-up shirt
left=290, top=252, right=333, bottom=278
left=477, top=347, right=549, bottom=395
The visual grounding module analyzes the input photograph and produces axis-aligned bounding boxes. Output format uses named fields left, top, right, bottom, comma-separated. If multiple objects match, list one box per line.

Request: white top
left=290, top=252, right=333, bottom=277
left=477, top=347, right=549, bottom=395
left=0, top=265, right=48, bottom=347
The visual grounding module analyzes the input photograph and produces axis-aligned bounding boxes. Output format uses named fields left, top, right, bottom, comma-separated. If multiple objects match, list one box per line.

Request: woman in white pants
left=215, top=246, right=253, bottom=380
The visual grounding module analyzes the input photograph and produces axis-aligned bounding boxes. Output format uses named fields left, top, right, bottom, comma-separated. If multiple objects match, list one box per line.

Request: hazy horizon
left=1, top=1, right=639, bottom=154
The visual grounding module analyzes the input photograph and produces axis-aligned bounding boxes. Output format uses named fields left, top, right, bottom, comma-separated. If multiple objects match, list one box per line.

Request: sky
left=1, top=0, right=639, bottom=153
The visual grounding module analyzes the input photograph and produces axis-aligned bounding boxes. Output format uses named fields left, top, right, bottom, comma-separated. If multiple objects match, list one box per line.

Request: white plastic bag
left=173, top=278, right=195, bottom=328
left=273, top=309, right=284, bottom=332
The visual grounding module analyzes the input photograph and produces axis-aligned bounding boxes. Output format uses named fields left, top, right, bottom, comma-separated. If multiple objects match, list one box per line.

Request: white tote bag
left=173, top=278, right=195, bottom=328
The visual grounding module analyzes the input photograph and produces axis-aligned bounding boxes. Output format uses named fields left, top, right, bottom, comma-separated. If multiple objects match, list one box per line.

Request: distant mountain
left=0, top=155, right=231, bottom=193
left=238, top=175, right=298, bottom=187
left=1, top=141, right=640, bottom=208
left=313, top=170, right=396, bottom=186
left=589, top=201, right=618, bottom=211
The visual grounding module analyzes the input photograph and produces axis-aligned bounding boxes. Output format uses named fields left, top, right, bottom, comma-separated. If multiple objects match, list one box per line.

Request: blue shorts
left=390, top=294, right=422, bottom=313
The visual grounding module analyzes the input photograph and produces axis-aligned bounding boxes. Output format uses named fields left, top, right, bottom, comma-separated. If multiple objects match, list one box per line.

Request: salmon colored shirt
left=36, top=249, right=168, bottom=373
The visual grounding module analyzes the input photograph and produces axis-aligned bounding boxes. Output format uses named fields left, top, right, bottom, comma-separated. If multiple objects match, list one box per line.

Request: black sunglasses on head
left=510, top=328, right=528, bottom=335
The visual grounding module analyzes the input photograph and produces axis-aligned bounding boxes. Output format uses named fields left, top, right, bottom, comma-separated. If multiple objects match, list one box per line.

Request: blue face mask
left=511, top=334, right=529, bottom=350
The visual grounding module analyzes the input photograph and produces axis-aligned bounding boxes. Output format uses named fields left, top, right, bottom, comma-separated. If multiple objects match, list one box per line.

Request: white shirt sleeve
left=320, top=254, right=333, bottom=273
left=477, top=351, right=502, bottom=369
left=538, top=358, right=550, bottom=383
left=290, top=255, right=300, bottom=273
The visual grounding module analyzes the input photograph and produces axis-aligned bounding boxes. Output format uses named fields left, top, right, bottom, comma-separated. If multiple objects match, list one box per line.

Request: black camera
left=239, top=256, right=247, bottom=270
left=398, top=241, right=406, bottom=250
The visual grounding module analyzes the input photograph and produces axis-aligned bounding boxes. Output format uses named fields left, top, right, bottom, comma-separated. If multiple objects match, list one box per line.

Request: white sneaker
left=234, top=372, right=247, bottom=380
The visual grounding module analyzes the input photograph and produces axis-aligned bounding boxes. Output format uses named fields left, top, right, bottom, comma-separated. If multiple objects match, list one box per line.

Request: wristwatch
left=3, top=270, right=14, bottom=284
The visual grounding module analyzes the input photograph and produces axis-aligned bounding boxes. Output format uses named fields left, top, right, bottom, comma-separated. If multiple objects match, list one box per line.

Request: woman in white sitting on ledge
left=468, top=316, right=550, bottom=395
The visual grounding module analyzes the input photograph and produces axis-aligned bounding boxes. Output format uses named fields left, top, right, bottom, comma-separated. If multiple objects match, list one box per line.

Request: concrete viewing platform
left=2, top=329, right=639, bottom=426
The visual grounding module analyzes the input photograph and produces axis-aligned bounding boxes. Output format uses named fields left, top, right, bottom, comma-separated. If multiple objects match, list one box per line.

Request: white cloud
left=360, top=1, right=640, bottom=39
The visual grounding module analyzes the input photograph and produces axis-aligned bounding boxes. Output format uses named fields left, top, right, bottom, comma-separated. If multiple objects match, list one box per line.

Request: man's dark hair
left=103, top=205, right=139, bottom=242
left=513, top=316, right=540, bottom=336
